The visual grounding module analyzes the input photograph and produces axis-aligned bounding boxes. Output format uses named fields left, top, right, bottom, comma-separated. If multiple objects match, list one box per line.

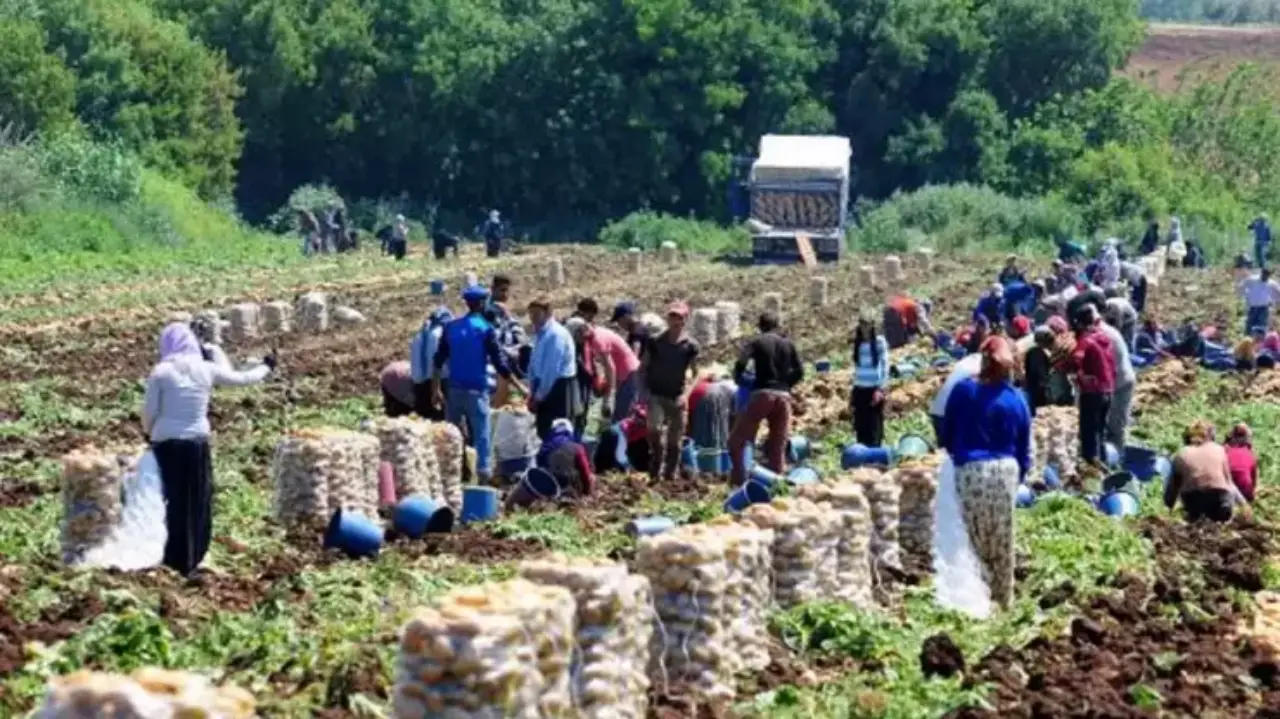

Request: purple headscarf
left=158, top=322, right=203, bottom=361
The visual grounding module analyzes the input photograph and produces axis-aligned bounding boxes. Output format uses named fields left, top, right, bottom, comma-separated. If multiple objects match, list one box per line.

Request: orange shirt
left=890, top=297, right=920, bottom=330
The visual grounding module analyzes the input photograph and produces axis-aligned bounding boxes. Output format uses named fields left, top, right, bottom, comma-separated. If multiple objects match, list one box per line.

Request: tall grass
left=599, top=210, right=750, bottom=254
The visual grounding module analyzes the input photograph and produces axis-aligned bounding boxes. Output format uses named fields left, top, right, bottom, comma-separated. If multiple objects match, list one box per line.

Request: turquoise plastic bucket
left=325, top=510, right=384, bottom=558
left=786, top=467, right=819, bottom=486
left=896, top=434, right=931, bottom=459
left=723, top=481, right=770, bottom=513
left=787, top=436, right=811, bottom=464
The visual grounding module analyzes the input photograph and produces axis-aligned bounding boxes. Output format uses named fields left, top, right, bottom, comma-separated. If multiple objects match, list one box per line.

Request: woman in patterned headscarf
left=939, top=336, right=1032, bottom=609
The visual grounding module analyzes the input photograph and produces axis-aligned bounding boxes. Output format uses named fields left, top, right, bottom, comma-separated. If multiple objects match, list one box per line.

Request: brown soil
left=0, top=594, right=106, bottom=676
left=387, top=526, right=550, bottom=564
left=949, top=515, right=1278, bottom=718
left=0, top=480, right=46, bottom=509
left=920, top=633, right=966, bottom=678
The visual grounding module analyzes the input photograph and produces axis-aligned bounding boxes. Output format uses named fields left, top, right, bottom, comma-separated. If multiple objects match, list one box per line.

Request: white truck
left=746, top=134, right=851, bottom=264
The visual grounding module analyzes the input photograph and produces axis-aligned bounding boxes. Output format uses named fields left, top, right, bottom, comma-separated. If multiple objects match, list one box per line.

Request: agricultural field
left=1125, top=22, right=1280, bottom=91
left=2, top=243, right=1280, bottom=717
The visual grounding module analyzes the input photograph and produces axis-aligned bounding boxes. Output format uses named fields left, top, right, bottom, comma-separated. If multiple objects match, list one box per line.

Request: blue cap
left=462, top=284, right=489, bottom=302
left=610, top=301, right=636, bottom=323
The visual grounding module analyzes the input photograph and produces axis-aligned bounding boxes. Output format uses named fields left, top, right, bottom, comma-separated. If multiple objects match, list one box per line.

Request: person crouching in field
left=728, top=313, right=803, bottom=484
left=882, top=295, right=934, bottom=350
left=1166, top=421, right=1250, bottom=522
left=1225, top=423, right=1259, bottom=504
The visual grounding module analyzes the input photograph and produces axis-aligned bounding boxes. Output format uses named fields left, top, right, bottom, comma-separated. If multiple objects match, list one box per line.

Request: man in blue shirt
left=526, top=297, right=579, bottom=438
left=973, top=285, right=1005, bottom=328
left=1251, top=214, right=1272, bottom=270
left=433, top=285, right=526, bottom=483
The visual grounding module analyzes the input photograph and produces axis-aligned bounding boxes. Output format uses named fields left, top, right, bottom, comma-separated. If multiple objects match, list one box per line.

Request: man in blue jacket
left=1251, top=214, right=1271, bottom=270
left=433, top=285, right=527, bottom=483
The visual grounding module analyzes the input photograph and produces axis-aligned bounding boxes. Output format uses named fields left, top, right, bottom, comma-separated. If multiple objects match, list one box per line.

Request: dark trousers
left=1183, top=488, right=1233, bottom=523
left=1079, top=392, right=1112, bottom=465
left=851, top=387, right=886, bottom=447
left=728, top=391, right=792, bottom=484
left=154, top=438, right=214, bottom=577
left=535, top=377, right=575, bottom=438
left=1131, top=276, right=1148, bottom=314
left=412, top=381, right=446, bottom=421
left=389, top=240, right=407, bottom=260
left=383, top=388, right=414, bottom=417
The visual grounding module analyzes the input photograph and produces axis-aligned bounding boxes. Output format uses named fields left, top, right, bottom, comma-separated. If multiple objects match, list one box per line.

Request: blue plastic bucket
left=429, top=279, right=445, bottom=296
left=949, top=345, right=969, bottom=360
left=896, top=434, right=931, bottom=459
left=324, top=509, right=384, bottom=558
left=1150, top=456, right=1173, bottom=483
left=1043, top=464, right=1062, bottom=490
left=787, top=436, right=811, bottom=464
left=681, top=439, right=698, bottom=471
left=696, top=448, right=731, bottom=474
left=890, top=361, right=920, bottom=379
left=786, top=467, right=819, bottom=487
left=520, top=467, right=560, bottom=500
left=1015, top=484, right=1036, bottom=509
left=393, top=496, right=455, bottom=538
left=627, top=516, right=676, bottom=537
left=1098, top=491, right=1139, bottom=518
left=934, top=331, right=953, bottom=350
left=1102, top=471, right=1139, bottom=499
left=1123, top=445, right=1157, bottom=465
left=1104, top=442, right=1121, bottom=469
left=841, top=443, right=893, bottom=469
left=749, top=465, right=781, bottom=488
left=723, top=481, right=771, bottom=513
left=498, top=455, right=533, bottom=479
left=815, top=360, right=832, bottom=374
left=460, top=486, right=501, bottom=523
left=735, top=374, right=754, bottom=413
left=932, top=357, right=954, bottom=370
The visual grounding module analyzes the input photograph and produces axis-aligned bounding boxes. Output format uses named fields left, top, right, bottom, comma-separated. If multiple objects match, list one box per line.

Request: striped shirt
left=852, top=338, right=889, bottom=389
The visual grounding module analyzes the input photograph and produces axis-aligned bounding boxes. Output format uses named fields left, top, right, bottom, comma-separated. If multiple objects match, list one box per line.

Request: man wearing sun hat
left=641, top=301, right=700, bottom=480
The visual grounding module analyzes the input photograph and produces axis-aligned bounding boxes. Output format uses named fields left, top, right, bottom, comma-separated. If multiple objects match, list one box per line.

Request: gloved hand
left=263, top=353, right=278, bottom=371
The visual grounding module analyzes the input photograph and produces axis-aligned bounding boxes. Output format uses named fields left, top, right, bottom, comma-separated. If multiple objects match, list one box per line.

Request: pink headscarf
left=158, top=322, right=203, bottom=361
left=1265, top=332, right=1280, bottom=353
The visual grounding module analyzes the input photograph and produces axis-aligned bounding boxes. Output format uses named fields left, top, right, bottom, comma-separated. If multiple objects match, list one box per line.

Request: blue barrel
left=1123, top=445, right=1157, bottom=466
left=1043, top=464, right=1062, bottom=490
left=735, top=380, right=753, bottom=414
left=429, top=279, right=445, bottom=296
left=1104, top=442, right=1120, bottom=469
left=498, top=455, right=534, bottom=479
left=749, top=465, right=781, bottom=488
left=1098, top=491, right=1139, bottom=518
left=696, top=449, right=731, bottom=474
left=841, top=443, right=893, bottom=469
left=932, top=357, right=954, bottom=370
left=934, top=331, right=953, bottom=350
left=723, top=481, right=770, bottom=513
left=890, top=361, right=921, bottom=379
left=896, top=434, right=930, bottom=460
left=520, top=467, right=560, bottom=500
left=461, top=486, right=501, bottom=523
left=324, top=509, right=384, bottom=558
left=787, top=436, right=811, bottom=464
left=627, top=516, right=676, bottom=537
left=393, top=496, right=455, bottom=538
left=1015, top=484, right=1036, bottom=509
left=681, top=439, right=698, bottom=471
left=815, top=360, right=832, bottom=374
left=786, top=467, right=819, bottom=487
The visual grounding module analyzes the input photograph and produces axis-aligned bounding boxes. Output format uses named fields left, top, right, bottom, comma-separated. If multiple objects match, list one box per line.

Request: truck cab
left=746, top=135, right=851, bottom=264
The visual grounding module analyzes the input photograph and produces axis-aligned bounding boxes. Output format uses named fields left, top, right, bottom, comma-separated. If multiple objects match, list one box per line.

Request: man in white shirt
left=1104, top=288, right=1139, bottom=350
left=930, top=353, right=984, bottom=444
left=1099, top=318, right=1136, bottom=450
left=1238, top=268, right=1280, bottom=336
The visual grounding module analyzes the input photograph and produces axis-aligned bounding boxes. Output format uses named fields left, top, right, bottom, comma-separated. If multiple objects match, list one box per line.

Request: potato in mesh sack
left=741, top=498, right=840, bottom=608
left=373, top=417, right=441, bottom=501
left=894, top=454, right=942, bottom=567
left=705, top=516, right=773, bottom=673
left=271, top=428, right=378, bottom=526
left=850, top=470, right=902, bottom=584
left=796, top=480, right=874, bottom=608
left=60, top=448, right=130, bottom=564
left=35, top=668, right=255, bottom=718
left=428, top=421, right=464, bottom=511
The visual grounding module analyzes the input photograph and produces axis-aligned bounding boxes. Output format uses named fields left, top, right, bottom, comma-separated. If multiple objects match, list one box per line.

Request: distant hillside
left=1124, top=22, right=1280, bottom=91
left=1141, top=0, right=1280, bottom=24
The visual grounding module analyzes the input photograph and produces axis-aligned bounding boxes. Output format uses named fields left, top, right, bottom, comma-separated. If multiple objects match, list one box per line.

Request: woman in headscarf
left=688, top=365, right=736, bottom=457
left=1165, top=420, right=1247, bottom=522
left=851, top=314, right=889, bottom=447
left=1225, top=423, right=1258, bottom=503
left=1097, top=241, right=1121, bottom=289
left=940, top=336, right=1031, bottom=609
left=142, top=323, right=274, bottom=576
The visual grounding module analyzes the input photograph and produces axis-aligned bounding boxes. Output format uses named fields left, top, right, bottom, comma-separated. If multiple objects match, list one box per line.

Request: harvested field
left=1125, top=22, right=1280, bottom=92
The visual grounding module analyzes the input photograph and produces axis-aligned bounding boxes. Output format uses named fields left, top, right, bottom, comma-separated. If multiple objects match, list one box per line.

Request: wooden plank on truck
left=795, top=233, right=817, bottom=269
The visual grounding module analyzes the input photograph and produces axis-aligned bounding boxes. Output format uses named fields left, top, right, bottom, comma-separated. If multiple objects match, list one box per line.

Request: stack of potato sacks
left=796, top=480, right=874, bottom=609
left=690, top=308, right=718, bottom=347
left=894, top=455, right=941, bottom=568
left=262, top=300, right=292, bottom=334
left=297, top=291, right=328, bottom=333
left=519, top=556, right=654, bottom=717
left=852, top=470, right=902, bottom=582
left=741, top=498, right=839, bottom=608
left=60, top=448, right=129, bottom=563
left=35, top=668, right=254, bottom=718
left=271, top=428, right=379, bottom=526
left=713, top=301, right=742, bottom=341
left=393, top=580, right=576, bottom=718
left=1031, top=406, right=1077, bottom=484
left=636, top=525, right=735, bottom=704
left=373, top=418, right=441, bottom=501
left=429, top=421, right=464, bottom=511
left=227, top=303, right=260, bottom=344
left=704, top=516, right=773, bottom=673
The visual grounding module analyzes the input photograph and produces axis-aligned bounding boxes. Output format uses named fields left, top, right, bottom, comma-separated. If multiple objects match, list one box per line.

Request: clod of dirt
left=0, top=594, right=106, bottom=675
left=0, top=480, right=45, bottom=509
left=920, top=633, right=965, bottom=678
left=1038, top=581, right=1076, bottom=610
left=1069, top=617, right=1106, bottom=645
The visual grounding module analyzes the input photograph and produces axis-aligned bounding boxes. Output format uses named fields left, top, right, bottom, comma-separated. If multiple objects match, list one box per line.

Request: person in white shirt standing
left=1238, top=268, right=1280, bottom=336
left=1098, top=316, right=1136, bottom=450
left=142, top=323, right=274, bottom=576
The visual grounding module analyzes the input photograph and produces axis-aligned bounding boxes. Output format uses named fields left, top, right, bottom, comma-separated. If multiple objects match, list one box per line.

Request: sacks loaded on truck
left=747, top=134, right=852, bottom=264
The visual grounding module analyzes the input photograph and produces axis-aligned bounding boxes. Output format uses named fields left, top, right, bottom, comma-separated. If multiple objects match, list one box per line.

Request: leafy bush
left=35, top=132, right=142, bottom=205
left=266, top=184, right=347, bottom=234
left=598, top=211, right=750, bottom=255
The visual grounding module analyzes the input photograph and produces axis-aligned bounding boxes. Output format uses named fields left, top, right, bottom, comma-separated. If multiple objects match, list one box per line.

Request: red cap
left=666, top=301, right=690, bottom=318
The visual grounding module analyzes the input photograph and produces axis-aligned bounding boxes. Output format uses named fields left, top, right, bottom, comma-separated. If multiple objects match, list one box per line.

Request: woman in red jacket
left=1069, top=306, right=1116, bottom=469
left=1225, top=423, right=1259, bottom=502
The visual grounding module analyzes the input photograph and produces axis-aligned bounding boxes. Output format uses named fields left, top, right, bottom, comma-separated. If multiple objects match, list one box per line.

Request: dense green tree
left=0, top=21, right=77, bottom=135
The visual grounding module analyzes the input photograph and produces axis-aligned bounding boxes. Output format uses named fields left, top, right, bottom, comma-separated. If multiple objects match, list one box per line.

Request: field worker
left=610, top=302, right=651, bottom=361
left=480, top=210, right=504, bottom=258
left=535, top=419, right=596, bottom=500
left=1097, top=241, right=1121, bottom=288
left=299, top=208, right=321, bottom=256
left=1104, top=287, right=1139, bottom=349
left=1225, top=423, right=1259, bottom=503
left=973, top=284, right=1005, bottom=327
left=1098, top=311, right=1136, bottom=449
left=388, top=214, right=409, bottom=260
left=729, top=312, right=804, bottom=484
left=564, top=317, right=602, bottom=439
left=1238, top=268, right=1280, bottom=336
left=1134, top=315, right=1173, bottom=360
left=526, top=297, right=579, bottom=438
left=939, top=336, right=1031, bottom=610
left=882, top=295, right=934, bottom=349
left=1068, top=306, right=1115, bottom=469
left=142, top=323, right=274, bottom=577
left=641, top=302, right=700, bottom=481
left=1140, top=219, right=1161, bottom=255
left=380, top=361, right=417, bottom=417
left=965, top=316, right=992, bottom=355
left=410, top=307, right=452, bottom=419
left=1022, top=328, right=1054, bottom=416
left=584, top=319, right=641, bottom=422
left=1057, top=237, right=1087, bottom=263
left=851, top=313, right=890, bottom=447
left=688, top=366, right=736, bottom=455
left=1166, top=421, right=1249, bottom=522
left=1008, top=315, right=1031, bottom=341
left=189, top=315, right=231, bottom=371
left=998, top=255, right=1026, bottom=286
left=1066, top=284, right=1106, bottom=324
left=930, top=352, right=983, bottom=443
left=487, top=275, right=527, bottom=406
left=1120, top=260, right=1149, bottom=314
left=1251, top=214, right=1272, bottom=269
left=574, top=298, right=600, bottom=324
left=432, top=229, right=460, bottom=260
left=433, top=285, right=526, bottom=483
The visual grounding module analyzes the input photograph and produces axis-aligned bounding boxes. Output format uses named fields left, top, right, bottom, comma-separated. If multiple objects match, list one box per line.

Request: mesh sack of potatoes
left=262, top=301, right=292, bottom=334
left=296, top=291, right=329, bottom=333
left=851, top=470, right=902, bottom=582
left=1031, top=406, right=1078, bottom=482
left=705, top=516, right=773, bottom=673
left=690, top=308, right=718, bottom=347
left=636, top=525, right=735, bottom=703
left=894, top=454, right=942, bottom=566
left=271, top=429, right=379, bottom=526
left=713, top=301, right=742, bottom=341
left=741, top=498, right=840, bottom=609
left=196, top=310, right=222, bottom=344
left=227, top=303, right=261, bottom=344
left=373, top=417, right=441, bottom=501
left=796, top=480, right=873, bottom=608
left=60, top=448, right=131, bottom=563
left=428, top=422, right=465, bottom=510
left=519, top=556, right=655, bottom=717
left=35, top=668, right=255, bottom=719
